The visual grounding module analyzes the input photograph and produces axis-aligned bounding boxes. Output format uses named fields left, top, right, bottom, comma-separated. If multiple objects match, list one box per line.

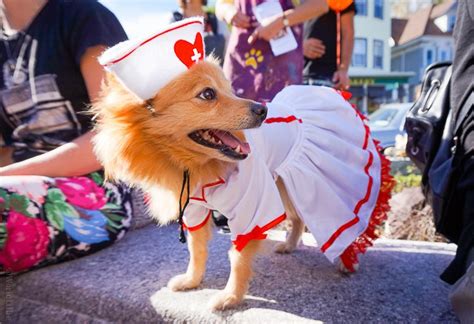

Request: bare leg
left=209, top=240, right=260, bottom=311
left=274, top=177, right=305, bottom=254
left=168, top=219, right=212, bottom=291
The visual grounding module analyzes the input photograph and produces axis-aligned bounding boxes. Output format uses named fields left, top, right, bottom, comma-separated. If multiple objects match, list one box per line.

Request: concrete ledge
left=10, top=225, right=458, bottom=323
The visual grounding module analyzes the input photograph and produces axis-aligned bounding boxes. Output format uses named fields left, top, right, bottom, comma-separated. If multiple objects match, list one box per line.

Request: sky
left=100, top=0, right=216, bottom=39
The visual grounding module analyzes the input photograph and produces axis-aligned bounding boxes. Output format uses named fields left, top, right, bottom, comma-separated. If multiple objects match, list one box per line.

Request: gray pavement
left=10, top=225, right=459, bottom=323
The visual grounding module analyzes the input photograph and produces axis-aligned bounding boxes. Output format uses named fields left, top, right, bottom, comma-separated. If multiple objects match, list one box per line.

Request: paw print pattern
left=244, top=49, right=264, bottom=70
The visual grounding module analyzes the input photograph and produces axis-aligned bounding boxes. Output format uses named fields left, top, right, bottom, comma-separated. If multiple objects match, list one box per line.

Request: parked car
left=368, top=103, right=412, bottom=149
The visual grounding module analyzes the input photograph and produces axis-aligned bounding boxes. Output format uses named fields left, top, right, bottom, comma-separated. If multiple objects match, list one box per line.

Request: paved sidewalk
left=11, top=225, right=459, bottom=323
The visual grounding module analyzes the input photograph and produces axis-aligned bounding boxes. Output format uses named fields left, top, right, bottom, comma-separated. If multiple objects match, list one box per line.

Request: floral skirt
left=0, top=172, right=132, bottom=273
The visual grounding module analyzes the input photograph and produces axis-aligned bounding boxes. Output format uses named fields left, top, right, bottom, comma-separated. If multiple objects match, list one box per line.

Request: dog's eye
left=198, top=88, right=216, bottom=101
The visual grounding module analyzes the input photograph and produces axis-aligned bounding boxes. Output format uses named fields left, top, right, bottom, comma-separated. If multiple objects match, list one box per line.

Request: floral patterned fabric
left=0, top=172, right=132, bottom=273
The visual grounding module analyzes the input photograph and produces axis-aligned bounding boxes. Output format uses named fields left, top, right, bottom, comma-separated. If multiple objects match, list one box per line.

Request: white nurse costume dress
left=183, top=86, right=394, bottom=271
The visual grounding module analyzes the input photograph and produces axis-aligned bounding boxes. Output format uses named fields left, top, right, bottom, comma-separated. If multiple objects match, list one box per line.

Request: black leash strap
left=177, top=169, right=190, bottom=243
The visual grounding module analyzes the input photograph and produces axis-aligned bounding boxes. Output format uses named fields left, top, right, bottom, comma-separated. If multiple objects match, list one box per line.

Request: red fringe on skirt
left=336, top=90, right=396, bottom=272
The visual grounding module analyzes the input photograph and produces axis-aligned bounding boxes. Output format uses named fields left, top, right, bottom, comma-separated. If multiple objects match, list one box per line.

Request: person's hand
left=228, top=11, right=252, bottom=29
left=332, top=69, right=350, bottom=90
left=248, top=17, right=284, bottom=44
left=303, top=38, right=326, bottom=59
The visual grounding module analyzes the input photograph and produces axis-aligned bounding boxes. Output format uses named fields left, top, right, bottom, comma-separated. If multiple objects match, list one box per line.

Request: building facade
left=391, top=0, right=456, bottom=100
left=349, top=0, right=412, bottom=113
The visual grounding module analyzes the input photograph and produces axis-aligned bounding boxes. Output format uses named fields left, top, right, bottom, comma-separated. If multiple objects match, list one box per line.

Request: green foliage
left=393, top=173, right=422, bottom=193
left=390, top=159, right=422, bottom=192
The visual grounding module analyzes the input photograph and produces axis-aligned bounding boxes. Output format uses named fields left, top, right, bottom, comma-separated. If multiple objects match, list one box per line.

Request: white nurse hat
left=99, top=17, right=205, bottom=100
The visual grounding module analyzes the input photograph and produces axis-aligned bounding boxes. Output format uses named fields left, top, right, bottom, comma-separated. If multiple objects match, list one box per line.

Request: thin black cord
left=177, top=169, right=190, bottom=243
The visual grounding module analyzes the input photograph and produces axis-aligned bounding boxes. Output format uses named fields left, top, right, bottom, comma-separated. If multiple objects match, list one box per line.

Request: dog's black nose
left=251, top=103, right=267, bottom=120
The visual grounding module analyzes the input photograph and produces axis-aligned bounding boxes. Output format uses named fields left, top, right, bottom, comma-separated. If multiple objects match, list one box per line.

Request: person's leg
left=0, top=172, right=132, bottom=273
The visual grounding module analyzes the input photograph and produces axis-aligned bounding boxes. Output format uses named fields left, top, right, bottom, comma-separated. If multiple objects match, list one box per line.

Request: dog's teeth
left=218, top=140, right=222, bottom=145
left=235, top=145, right=241, bottom=153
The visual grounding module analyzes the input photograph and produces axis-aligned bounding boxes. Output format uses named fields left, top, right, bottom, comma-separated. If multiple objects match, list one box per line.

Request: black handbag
left=405, top=61, right=473, bottom=239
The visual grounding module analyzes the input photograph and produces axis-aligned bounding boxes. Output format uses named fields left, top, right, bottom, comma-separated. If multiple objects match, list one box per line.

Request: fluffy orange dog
left=93, top=18, right=392, bottom=312
left=93, top=59, right=269, bottom=310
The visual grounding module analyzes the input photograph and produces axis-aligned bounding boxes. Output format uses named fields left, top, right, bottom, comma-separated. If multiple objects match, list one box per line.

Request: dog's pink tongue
left=212, top=130, right=251, bottom=154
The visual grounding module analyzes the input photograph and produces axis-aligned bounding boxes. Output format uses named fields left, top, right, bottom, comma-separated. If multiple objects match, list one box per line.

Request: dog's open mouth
left=188, top=129, right=251, bottom=160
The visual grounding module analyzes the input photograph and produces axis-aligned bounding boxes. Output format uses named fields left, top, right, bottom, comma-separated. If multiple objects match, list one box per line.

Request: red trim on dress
left=321, top=216, right=360, bottom=253
left=102, top=20, right=203, bottom=66
left=183, top=210, right=212, bottom=232
left=320, top=151, right=374, bottom=253
left=353, top=151, right=374, bottom=215
left=336, top=90, right=353, bottom=101
left=323, top=91, right=395, bottom=272
left=264, top=116, right=303, bottom=124
left=233, top=213, right=287, bottom=252
left=190, top=178, right=225, bottom=203
left=339, top=144, right=394, bottom=272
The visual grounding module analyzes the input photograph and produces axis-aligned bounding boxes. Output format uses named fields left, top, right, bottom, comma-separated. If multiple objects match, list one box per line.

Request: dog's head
left=146, top=58, right=267, bottom=162
left=93, top=58, right=267, bottom=184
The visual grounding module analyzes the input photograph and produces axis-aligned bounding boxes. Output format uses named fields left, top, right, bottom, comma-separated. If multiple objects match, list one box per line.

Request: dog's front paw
left=274, top=242, right=297, bottom=254
left=208, top=291, right=242, bottom=311
left=337, top=258, right=360, bottom=273
left=167, top=273, right=201, bottom=291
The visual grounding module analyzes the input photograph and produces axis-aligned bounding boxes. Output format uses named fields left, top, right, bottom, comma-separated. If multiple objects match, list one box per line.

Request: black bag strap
left=454, top=90, right=474, bottom=135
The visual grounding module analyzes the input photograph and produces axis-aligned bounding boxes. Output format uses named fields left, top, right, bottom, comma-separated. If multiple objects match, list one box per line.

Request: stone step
left=10, top=225, right=458, bottom=323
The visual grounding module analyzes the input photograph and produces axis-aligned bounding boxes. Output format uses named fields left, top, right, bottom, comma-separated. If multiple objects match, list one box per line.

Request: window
left=448, top=15, right=456, bottom=31
left=426, top=49, right=434, bottom=66
left=352, top=38, right=367, bottom=67
left=373, top=40, right=384, bottom=69
left=374, top=0, right=384, bottom=19
left=355, top=0, right=367, bottom=16
left=440, top=49, right=449, bottom=61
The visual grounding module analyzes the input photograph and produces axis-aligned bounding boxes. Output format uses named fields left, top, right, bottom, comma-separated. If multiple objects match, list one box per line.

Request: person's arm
left=0, top=147, right=13, bottom=167
left=0, top=45, right=106, bottom=177
left=303, top=38, right=326, bottom=59
left=216, top=0, right=251, bottom=29
left=332, top=11, right=355, bottom=90
left=249, top=0, right=329, bottom=43
left=0, top=131, right=99, bottom=177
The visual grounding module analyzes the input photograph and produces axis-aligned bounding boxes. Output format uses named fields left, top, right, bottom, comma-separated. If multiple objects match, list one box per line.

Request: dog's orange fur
left=93, top=59, right=259, bottom=223
left=93, top=58, right=265, bottom=310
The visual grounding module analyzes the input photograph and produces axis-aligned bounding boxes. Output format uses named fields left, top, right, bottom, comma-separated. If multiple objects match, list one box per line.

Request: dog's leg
left=167, top=219, right=212, bottom=291
left=209, top=240, right=260, bottom=311
left=274, top=177, right=305, bottom=254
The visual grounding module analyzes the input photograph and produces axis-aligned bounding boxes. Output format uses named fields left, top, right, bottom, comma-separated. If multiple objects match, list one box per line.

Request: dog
left=93, top=55, right=390, bottom=310
left=92, top=59, right=270, bottom=310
